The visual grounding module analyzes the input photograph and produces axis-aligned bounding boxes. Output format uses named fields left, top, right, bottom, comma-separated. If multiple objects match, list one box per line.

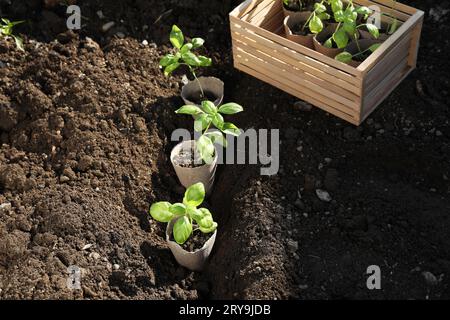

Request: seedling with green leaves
left=159, top=25, right=212, bottom=98
left=335, top=42, right=381, bottom=64
left=149, top=182, right=217, bottom=245
left=0, top=18, right=25, bottom=51
left=321, top=0, right=378, bottom=49
left=306, top=1, right=331, bottom=34
left=175, top=100, right=243, bottom=164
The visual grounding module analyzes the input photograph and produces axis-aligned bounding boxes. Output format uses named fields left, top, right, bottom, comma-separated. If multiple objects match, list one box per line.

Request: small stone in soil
left=316, top=189, right=332, bottom=202
left=422, top=271, right=438, bottom=286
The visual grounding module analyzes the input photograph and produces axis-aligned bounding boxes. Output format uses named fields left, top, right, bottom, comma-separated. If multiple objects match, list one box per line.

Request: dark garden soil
left=0, top=0, right=449, bottom=299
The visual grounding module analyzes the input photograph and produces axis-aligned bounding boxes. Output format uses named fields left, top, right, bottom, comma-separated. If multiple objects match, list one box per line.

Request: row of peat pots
left=150, top=26, right=244, bottom=271
left=282, top=0, right=401, bottom=66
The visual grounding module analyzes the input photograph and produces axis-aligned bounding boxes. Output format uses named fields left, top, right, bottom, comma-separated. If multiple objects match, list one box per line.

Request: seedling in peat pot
left=335, top=41, right=381, bottom=66
left=314, top=0, right=379, bottom=57
left=170, top=100, right=243, bottom=193
left=159, top=25, right=212, bottom=100
left=0, top=18, right=25, bottom=51
left=175, top=100, right=243, bottom=164
left=150, top=183, right=217, bottom=245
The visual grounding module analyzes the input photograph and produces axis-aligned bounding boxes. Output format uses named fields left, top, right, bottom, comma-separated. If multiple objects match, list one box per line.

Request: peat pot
left=313, top=25, right=344, bottom=58
left=170, top=140, right=218, bottom=194
left=283, top=11, right=314, bottom=49
left=344, top=39, right=383, bottom=68
left=181, top=76, right=224, bottom=107
left=166, top=217, right=217, bottom=271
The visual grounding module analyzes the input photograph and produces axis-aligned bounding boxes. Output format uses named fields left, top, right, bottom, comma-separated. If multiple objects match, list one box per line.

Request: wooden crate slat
left=230, top=22, right=362, bottom=86
left=407, top=15, right=424, bottom=68
left=234, top=48, right=360, bottom=115
left=261, top=11, right=285, bottom=31
left=234, top=43, right=361, bottom=110
left=354, top=0, right=411, bottom=21
left=248, top=0, right=280, bottom=25
left=232, top=34, right=361, bottom=102
left=364, top=33, right=411, bottom=92
left=371, top=0, right=418, bottom=15
left=363, top=59, right=410, bottom=117
left=231, top=28, right=361, bottom=93
left=234, top=61, right=360, bottom=125
left=230, top=15, right=362, bottom=77
left=241, top=0, right=269, bottom=22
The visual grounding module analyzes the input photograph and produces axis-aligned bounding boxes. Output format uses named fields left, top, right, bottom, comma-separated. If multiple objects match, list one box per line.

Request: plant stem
left=190, top=67, right=205, bottom=99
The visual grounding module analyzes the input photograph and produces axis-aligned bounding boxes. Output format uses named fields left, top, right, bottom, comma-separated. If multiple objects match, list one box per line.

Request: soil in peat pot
left=173, top=148, right=205, bottom=168
left=290, top=24, right=310, bottom=36
left=185, top=90, right=219, bottom=107
left=170, top=230, right=212, bottom=252
left=1, top=0, right=450, bottom=300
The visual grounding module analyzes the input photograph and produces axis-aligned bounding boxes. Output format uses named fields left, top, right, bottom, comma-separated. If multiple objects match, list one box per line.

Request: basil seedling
left=0, top=18, right=25, bottom=51
left=149, top=182, right=217, bottom=245
left=159, top=25, right=212, bottom=98
left=175, top=100, right=243, bottom=164
left=324, top=0, right=378, bottom=49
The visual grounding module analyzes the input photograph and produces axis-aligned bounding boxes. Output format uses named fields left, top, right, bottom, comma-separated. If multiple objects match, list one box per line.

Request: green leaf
left=180, top=43, right=193, bottom=54
left=317, top=12, right=331, bottom=21
left=182, top=51, right=201, bottom=67
left=197, top=56, right=212, bottom=67
left=149, top=201, right=174, bottom=222
left=169, top=25, right=184, bottom=49
left=187, top=207, right=204, bottom=222
left=169, top=203, right=186, bottom=216
left=175, top=105, right=204, bottom=115
left=314, top=3, right=327, bottom=14
left=196, top=208, right=214, bottom=229
left=191, top=37, right=205, bottom=48
left=368, top=43, right=381, bottom=52
left=201, top=100, right=217, bottom=115
left=331, top=0, right=343, bottom=13
left=196, top=135, right=215, bottom=164
left=173, top=216, right=192, bottom=244
left=356, top=6, right=372, bottom=16
left=183, top=182, right=205, bottom=207
left=388, top=18, right=398, bottom=35
left=205, top=131, right=227, bottom=147
left=159, top=54, right=179, bottom=67
left=212, top=113, right=224, bottom=130
left=343, top=21, right=356, bottom=35
left=335, top=51, right=353, bottom=63
left=199, top=221, right=218, bottom=234
left=309, top=15, right=323, bottom=34
left=164, top=62, right=180, bottom=76
left=218, top=102, right=243, bottom=115
left=222, top=122, right=241, bottom=136
left=333, top=28, right=349, bottom=48
left=334, top=10, right=345, bottom=22
left=12, top=35, right=24, bottom=51
left=194, top=114, right=211, bottom=132
left=366, top=23, right=379, bottom=39
left=324, top=37, right=333, bottom=48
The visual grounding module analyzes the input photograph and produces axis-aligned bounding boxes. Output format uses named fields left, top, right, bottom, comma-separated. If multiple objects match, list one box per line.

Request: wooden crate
left=230, top=0, right=424, bottom=125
